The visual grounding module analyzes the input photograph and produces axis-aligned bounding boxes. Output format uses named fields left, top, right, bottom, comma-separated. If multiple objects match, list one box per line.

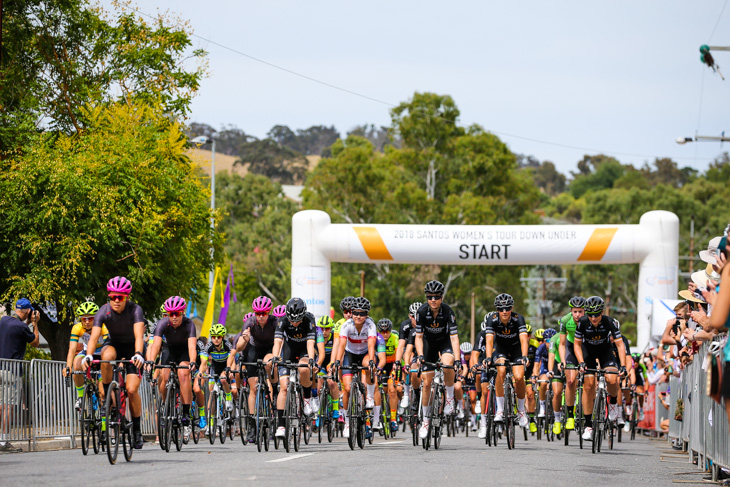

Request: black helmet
left=424, top=280, right=445, bottom=295
left=494, top=293, right=514, bottom=309
left=377, top=318, right=393, bottom=332
left=340, top=296, right=355, bottom=311
left=568, top=296, right=586, bottom=309
left=409, top=302, right=422, bottom=316
left=353, top=296, right=371, bottom=312
left=584, top=296, right=605, bottom=315
left=286, top=297, right=307, bottom=322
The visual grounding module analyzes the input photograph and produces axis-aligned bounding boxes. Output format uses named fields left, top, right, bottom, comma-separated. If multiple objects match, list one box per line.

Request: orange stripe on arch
left=353, top=227, right=393, bottom=261
left=577, top=228, right=618, bottom=261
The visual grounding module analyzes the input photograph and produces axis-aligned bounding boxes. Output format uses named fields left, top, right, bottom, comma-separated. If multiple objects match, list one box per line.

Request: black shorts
left=382, top=362, right=394, bottom=377
left=279, top=342, right=309, bottom=377
left=551, top=363, right=564, bottom=383
left=209, top=361, right=228, bottom=379
left=244, top=345, right=272, bottom=376
left=343, top=351, right=368, bottom=376
left=165, top=346, right=191, bottom=365
left=633, top=369, right=645, bottom=387
left=422, top=337, right=454, bottom=371
left=492, top=340, right=522, bottom=363
left=722, top=362, right=730, bottom=399
left=103, top=341, right=139, bottom=375
left=582, top=347, right=618, bottom=373
left=565, top=340, right=579, bottom=367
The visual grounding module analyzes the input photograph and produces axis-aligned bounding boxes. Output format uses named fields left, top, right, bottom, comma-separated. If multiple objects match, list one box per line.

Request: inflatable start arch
left=291, top=210, right=679, bottom=351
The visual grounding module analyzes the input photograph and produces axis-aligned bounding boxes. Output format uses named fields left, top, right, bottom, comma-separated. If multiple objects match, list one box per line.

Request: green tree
left=0, top=0, right=206, bottom=152
left=236, top=138, right=309, bottom=184
left=0, top=102, right=221, bottom=359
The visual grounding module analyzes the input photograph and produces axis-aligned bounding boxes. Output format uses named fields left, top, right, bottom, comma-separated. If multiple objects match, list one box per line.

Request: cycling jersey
left=202, top=340, right=233, bottom=365
left=70, top=323, right=109, bottom=354
left=549, top=334, right=562, bottom=364
left=93, top=302, right=145, bottom=346
left=534, top=342, right=549, bottom=375
left=275, top=313, right=317, bottom=346
left=333, top=318, right=347, bottom=340
left=611, top=335, right=631, bottom=362
left=154, top=317, right=196, bottom=349
left=377, top=331, right=399, bottom=364
left=528, top=342, right=538, bottom=363
left=415, top=303, right=457, bottom=342
left=473, top=329, right=488, bottom=363
left=339, top=318, right=377, bottom=355
left=484, top=311, right=527, bottom=345
left=398, top=318, right=413, bottom=343
left=316, top=328, right=335, bottom=356
left=575, top=315, right=621, bottom=350
left=558, top=312, right=577, bottom=343
left=242, top=314, right=277, bottom=351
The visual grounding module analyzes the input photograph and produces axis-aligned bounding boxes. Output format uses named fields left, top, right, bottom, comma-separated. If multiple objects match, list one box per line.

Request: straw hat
left=691, top=263, right=721, bottom=289
left=678, top=289, right=705, bottom=303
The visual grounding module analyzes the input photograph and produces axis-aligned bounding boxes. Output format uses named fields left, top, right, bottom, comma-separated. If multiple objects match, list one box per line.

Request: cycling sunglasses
left=352, top=311, right=368, bottom=317
left=108, top=294, right=127, bottom=302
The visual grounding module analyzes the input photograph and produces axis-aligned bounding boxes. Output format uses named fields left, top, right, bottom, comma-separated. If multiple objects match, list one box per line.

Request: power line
left=709, top=0, right=728, bottom=42
left=126, top=5, right=718, bottom=164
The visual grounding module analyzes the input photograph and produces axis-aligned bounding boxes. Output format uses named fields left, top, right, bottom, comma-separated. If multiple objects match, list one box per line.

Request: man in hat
left=0, top=298, right=40, bottom=453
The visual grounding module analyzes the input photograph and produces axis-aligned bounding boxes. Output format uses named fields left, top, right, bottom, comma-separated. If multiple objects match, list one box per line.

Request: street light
left=676, top=134, right=730, bottom=144
left=191, top=135, right=216, bottom=297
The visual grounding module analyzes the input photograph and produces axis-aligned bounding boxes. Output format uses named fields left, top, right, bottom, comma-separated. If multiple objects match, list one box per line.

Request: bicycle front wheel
left=504, top=382, right=515, bottom=450
left=80, top=385, right=94, bottom=455
left=104, top=382, right=121, bottom=465
left=208, top=391, right=218, bottom=445
left=122, top=418, right=134, bottom=462
left=239, top=390, right=249, bottom=446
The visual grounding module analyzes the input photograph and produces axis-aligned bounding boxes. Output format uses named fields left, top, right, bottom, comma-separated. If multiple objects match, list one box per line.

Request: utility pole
left=700, top=44, right=729, bottom=79
left=470, top=292, right=475, bottom=345
left=689, top=215, right=695, bottom=274
left=359, top=270, right=365, bottom=297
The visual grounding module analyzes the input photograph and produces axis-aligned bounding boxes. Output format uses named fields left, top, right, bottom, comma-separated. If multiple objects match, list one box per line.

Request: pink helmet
left=243, top=312, right=255, bottom=323
left=272, top=305, right=286, bottom=318
left=107, top=276, right=132, bottom=294
left=163, top=296, right=186, bottom=313
left=252, top=296, right=273, bottom=312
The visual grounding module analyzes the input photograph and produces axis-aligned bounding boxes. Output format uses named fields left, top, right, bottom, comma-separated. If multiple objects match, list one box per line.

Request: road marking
left=371, top=440, right=405, bottom=446
left=266, top=453, right=315, bottom=463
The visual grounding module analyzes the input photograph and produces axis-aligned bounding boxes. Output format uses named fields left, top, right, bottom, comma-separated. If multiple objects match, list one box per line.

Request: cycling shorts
left=102, top=340, right=139, bottom=375
left=278, top=342, right=309, bottom=377
left=582, top=347, right=618, bottom=373
left=492, top=340, right=522, bottom=363
left=342, top=351, right=368, bottom=377
left=422, top=337, right=453, bottom=371
left=564, top=340, right=579, bottom=367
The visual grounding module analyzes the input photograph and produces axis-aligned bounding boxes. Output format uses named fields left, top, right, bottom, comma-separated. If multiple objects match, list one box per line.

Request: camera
left=664, top=366, right=673, bottom=374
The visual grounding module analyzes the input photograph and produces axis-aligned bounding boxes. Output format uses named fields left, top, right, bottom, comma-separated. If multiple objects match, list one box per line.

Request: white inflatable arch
left=291, top=210, right=679, bottom=351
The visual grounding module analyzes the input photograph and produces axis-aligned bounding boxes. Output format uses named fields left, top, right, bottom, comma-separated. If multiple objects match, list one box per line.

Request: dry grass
left=187, top=148, right=321, bottom=178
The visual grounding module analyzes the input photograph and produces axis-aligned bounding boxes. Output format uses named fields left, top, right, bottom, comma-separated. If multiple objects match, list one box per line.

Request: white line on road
left=371, top=440, right=405, bottom=446
left=266, top=453, right=315, bottom=463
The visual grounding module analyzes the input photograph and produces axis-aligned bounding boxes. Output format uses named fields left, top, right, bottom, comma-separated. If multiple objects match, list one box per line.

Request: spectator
left=0, top=298, right=40, bottom=453
left=708, top=226, right=730, bottom=433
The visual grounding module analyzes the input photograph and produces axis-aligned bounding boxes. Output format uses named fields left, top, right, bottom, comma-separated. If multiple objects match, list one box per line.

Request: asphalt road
left=0, top=426, right=696, bottom=486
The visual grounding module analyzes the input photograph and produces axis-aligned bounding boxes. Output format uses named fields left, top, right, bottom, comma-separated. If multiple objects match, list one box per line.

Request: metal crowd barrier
left=668, top=339, right=730, bottom=481
left=0, top=358, right=163, bottom=450
left=0, top=359, right=32, bottom=445
left=30, top=360, right=76, bottom=450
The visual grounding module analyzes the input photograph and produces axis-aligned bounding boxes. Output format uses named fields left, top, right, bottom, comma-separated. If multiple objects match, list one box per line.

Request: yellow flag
left=201, top=266, right=221, bottom=338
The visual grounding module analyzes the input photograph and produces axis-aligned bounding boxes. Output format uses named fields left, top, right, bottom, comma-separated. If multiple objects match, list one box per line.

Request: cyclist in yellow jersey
left=64, top=302, right=109, bottom=411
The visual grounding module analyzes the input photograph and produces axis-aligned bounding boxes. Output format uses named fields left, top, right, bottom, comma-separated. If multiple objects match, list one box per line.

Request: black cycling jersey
left=398, top=318, right=413, bottom=342
left=242, top=314, right=278, bottom=350
left=415, top=303, right=457, bottom=342
left=484, top=311, right=527, bottom=346
left=94, top=302, right=145, bottom=346
left=405, top=327, right=416, bottom=347
left=203, top=340, right=233, bottom=365
left=527, top=343, right=537, bottom=362
left=275, top=312, right=317, bottom=345
left=154, top=317, right=196, bottom=348
left=575, top=315, right=621, bottom=349
left=611, top=335, right=630, bottom=361
left=473, top=329, right=488, bottom=359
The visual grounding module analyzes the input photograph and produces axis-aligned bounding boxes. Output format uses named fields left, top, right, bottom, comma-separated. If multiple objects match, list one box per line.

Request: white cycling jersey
left=339, top=317, right=377, bottom=355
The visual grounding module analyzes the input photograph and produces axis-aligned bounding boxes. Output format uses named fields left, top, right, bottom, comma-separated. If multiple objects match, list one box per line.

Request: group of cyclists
left=65, top=275, right=648, bottom=454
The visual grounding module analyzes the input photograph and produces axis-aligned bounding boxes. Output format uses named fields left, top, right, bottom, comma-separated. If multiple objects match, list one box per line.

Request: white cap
left=699, top=236, right=722, bottom=265
left=691, top=263, right=721, bottom=289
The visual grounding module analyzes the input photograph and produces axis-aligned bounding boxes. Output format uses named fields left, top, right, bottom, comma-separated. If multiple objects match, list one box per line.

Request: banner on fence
left=638, top=384, right=656, bottom=430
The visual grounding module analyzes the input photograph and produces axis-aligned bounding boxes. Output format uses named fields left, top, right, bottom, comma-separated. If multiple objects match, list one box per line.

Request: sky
left=109, top=1, right=730, bottom=177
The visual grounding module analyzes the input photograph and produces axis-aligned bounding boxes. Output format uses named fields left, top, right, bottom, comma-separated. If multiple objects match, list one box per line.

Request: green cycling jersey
left=558, top=312, right=577, bottom=343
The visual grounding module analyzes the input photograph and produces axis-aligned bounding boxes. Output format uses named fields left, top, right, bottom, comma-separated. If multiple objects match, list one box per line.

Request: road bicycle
left=376, top=371, right=394, bottom=440
left=584, top=368, right=619, bottom=454
left=340, top=363, right=373, bottom=450
left=153, top=362, right=189, bottom=452
left=101, top=360, right=137, bottom=465
left=493, top=362, right=518, bottom=450
left=281, top=361, right=314, bottom=452
left=203, top=372, right=232, bottom=445
left=240, top=359, right=279, bottom=451
left=316, top=369, right=338, bottom=443
left=68, top=365, right=104, bottom=455
left=418, top=360, right=455, bottom=451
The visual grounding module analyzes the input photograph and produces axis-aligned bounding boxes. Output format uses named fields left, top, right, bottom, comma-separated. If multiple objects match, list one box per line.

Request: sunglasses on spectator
left=496, top=306, right=511, bottom=312
left=108, top=294, right=127, bottom=302
left=255, top=312, right=269, bottom=317
left=426, top=295, right=442, bottom=301
left=168, top=311, right=182, bottom=317
left=352, top=311, right=368, bottom=317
